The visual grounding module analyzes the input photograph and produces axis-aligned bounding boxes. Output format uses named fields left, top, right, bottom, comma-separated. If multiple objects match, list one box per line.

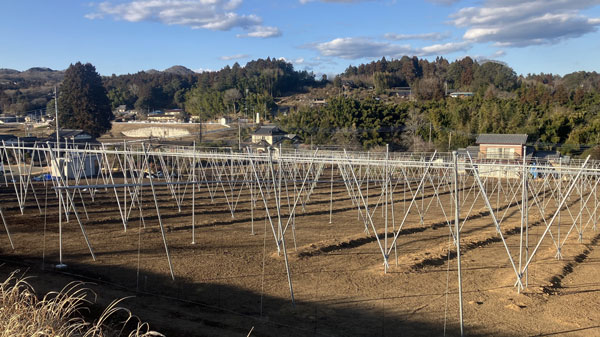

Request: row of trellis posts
left=1, top=139, right=599, bottom=335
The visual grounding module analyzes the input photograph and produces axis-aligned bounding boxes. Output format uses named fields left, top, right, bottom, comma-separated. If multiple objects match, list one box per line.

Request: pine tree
left=58, top=62, right=113, bottom=137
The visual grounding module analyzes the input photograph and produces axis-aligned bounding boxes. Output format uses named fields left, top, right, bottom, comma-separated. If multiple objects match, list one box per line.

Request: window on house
left=487, top=147, right=515, bottom=159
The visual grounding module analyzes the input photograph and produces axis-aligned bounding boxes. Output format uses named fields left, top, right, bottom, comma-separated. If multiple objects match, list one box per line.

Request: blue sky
left=1, top=0, right=600, bottom=77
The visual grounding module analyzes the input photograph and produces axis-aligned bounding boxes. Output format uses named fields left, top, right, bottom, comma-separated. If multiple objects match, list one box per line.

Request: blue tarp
left=530, top=163, right=538, bottom=178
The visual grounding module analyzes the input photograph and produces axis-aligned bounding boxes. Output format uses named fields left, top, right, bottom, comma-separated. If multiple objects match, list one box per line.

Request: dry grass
left=0, top=270, right=163, bottom=337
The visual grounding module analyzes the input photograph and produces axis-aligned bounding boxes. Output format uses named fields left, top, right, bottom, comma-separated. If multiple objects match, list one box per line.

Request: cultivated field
left=0, top=157, right=599, bottom=336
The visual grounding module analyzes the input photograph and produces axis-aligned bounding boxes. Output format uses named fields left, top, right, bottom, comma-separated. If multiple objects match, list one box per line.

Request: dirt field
left=0, top=169, right=599, bottom=336
left=100, top=122, right=235, bottom=142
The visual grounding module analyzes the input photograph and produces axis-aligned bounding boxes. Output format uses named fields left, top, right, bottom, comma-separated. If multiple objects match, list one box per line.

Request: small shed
left=51, top=154, right=99, bottom=179
left=219, top=117, right=231, bottom=125
left=476, top=134, right=528, bottom=160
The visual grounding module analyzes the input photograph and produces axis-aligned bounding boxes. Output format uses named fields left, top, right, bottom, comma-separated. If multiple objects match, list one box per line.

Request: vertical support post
left=57, top=185, right=65, bottom=268
left=329, top=162, right=334, bottom=224
left=384, top=144, right=389, bottom=273
left=250, top=175, right=255, bottom=235
left=54, top=86, right=59, bottom=159
left=230, top=148, right=234, bottom=217
left=54, top=87, right=66, bottom=269
left=518, top=146, right=526, bottom=292
left=496, top=171, right=500, bottom=216
left=594, top=180, right=598, bottom=231
left=192, top=141, right=196, bottom=244
left=391, top=166, right=397, bottom=266
left=453, top=151, right=464, bottom=336
left=123, top=141, right=127, bottom=226
left=578, top=177, right=583, bottom=242
left=556, top=157, right=562, bottom=259
left=421, top=160, right=425, bottom=225
left=366, top=152, right=370, bottom=229
left=592, top=176, right=598, bottom=232
left=524, top=148, right=529, bottom=287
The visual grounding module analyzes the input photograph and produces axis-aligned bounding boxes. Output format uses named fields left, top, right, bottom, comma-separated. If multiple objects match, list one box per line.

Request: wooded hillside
left=2, top=56, right=600, bottom=154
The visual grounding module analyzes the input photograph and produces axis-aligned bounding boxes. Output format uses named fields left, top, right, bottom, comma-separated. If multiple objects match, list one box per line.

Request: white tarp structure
left=51, top=154, right=98, bottom=179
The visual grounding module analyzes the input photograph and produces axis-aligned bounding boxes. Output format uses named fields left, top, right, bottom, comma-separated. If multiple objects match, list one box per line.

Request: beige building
left=252, top=125, right=287, bottom=145
left=147, top=110, right=183, bottom=123
left=476, top=134, right=527, bottom=159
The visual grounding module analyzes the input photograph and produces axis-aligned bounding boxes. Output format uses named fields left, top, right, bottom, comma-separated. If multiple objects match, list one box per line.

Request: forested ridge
left=2, top=56, right=600, bottom=154
left=287, top=56, right=600, bottom=154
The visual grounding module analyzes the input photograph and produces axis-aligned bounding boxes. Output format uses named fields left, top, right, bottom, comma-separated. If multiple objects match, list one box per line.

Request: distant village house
left=476, top=134, right=528, bottom=160
left=147, top=110, right=184, bottom=123
left=252, top=125, right=287, bottom=145
left=251, top=125, right=302, bottom=152
left=48, top=129, right=96, bottom=145
left=449, top=92, right=474, bottom=98
left=115, top=105, right=127, bottom=113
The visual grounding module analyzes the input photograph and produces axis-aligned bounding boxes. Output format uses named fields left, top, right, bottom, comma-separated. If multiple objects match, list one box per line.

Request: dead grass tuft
left=0, top=270, right=163, bottom=337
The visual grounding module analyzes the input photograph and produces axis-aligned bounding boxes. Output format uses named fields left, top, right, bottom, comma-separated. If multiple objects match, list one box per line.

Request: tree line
left=3, top=56, right=600, bottom=155
left=103, top=57, right=319, bottom=120
left=279, top=83, right=600, bottom=155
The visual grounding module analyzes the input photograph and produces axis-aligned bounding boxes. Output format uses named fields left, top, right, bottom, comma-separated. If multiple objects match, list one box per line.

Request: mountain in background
left=163, top=65, right=196, bottom=76
left=0, top=67, right=64, bottom=82
left=0, top=69, right=20, bottom=75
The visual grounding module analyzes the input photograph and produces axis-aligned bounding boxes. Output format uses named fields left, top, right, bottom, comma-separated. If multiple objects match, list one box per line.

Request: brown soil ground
left=0, top=170, right=599, bottom=336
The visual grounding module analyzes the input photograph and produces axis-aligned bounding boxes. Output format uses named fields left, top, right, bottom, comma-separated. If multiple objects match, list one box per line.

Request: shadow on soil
left=0, top=254, right=516, bottom=337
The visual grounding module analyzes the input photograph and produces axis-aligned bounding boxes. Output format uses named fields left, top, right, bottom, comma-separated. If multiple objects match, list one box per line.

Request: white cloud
left=276, top=56, right=334, bottom=71
left=491, top=49, right=506, bottom=58
left=309, top=37, right=470, bottom=59
left=451, top=0, right=600, bottom=46
left=236, top=26, right=282, bottom=38
left=425, top=0, right=460, bottom=5
left=312, top=37, right=412, bottom=59
left=86, top=0, right=281, bottom=38
left=419, top=41, right=470, bottom=54
left=220, top=54, right=250, bottom=60
left=384, top=32, right=449, bottom=41
left=277, top=57, right=306, bottom=64
left=300, top=0, right=373, bottom=4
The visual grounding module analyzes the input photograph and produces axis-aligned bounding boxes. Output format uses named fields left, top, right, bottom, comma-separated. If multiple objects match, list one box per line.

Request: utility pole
left=453, top=151, right=464, bottom=336
left=428, top=123, right=432, bottom=147
left=54, top=85, right=66, bottom=270
left=245, top=88, right=249, bottom=119
left=238, top=118, right=241, bottom=151
left=55, top=86, right=59, bottom=154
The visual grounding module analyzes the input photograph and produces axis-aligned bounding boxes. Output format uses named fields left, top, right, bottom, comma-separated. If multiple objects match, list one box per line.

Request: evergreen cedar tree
left=58, top=62, right=113, bottom=137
